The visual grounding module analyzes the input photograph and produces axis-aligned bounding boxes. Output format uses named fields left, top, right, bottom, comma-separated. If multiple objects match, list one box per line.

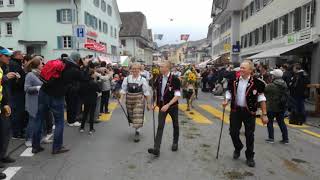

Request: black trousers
left=100, top=90, right=110, bottom=113
left=229, top=109, right=256, bottom=159
left=66, top=92, right=80, bottom=124
left=81, top=103, right=96, bottom=131
left=154, top=105, right=179, bottom=150
left=0, top=115, right=11, bottom=159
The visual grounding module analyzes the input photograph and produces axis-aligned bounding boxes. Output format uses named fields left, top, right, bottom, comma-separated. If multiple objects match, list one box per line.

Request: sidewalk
left=305, top=101, right=320, bottom=127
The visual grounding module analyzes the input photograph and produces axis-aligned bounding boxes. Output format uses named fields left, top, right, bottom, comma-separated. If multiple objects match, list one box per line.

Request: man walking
left=222, top=60, right=268, bottom=167
left=148, top=61, right=181, bottom=157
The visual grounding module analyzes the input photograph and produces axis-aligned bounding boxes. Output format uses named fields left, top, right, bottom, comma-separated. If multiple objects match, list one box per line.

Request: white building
left=119, top=12, right=154, bottom=65
left=0, top=0, right=122, bottom=61
left=210, top=0, right=320, bottom=85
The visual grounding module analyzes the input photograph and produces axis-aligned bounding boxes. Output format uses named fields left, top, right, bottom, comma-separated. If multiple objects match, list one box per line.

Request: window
left=111, top=45, right=117, bottom=55
left=107, top=5, right=112, bottom=16
left=103, top=22, right=108, bottom=34
left=282, top=14, right=289, bottom=35
left=114, top=28, right=117, bottom=38
left=255, top=28, right=259, bottom=45
left=262, top=25, right=266, bottom=43
left=57, top=36, right=73, bottom=49
left=294, top=7, right=302, bottom=31
left=0, top=0, right=3, bottom=6
left=249, top=32, right=253, bottom=47
left=9, top=0, right=14, bottom=5
left=110, top=26, right=113, bottom=37
left=99, top=20, right=102, bottom=32
left=255, top=0, right=260, bottom=11
left=121, top=40, right=126, bottom=47
left=91, top=16, right=98, bottom=29
left=250, top=2, right=254, bottom=16
left=241, top=11, right=244, bottom=22
left=6, top=22, right=12, bottom=35
left=93, top=0, right=99, bottom=7
left=273, top=19, right=278, bottom=38
left=85, top=12, right=90, bottom=26
left=244, top=34, right=248, bottom=48
left=101, top=0, right=106, bottom=12
left=267, top=22, right=273, bottom=41
left=57, top=9, right=72, bottom=23
left=245, top=7, right=249, bottom=19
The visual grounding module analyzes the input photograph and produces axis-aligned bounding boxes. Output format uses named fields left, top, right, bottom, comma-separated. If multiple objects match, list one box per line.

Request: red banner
left=84, top=39, right=106, bottom=52
left=181, top=34, right=190, bottom=41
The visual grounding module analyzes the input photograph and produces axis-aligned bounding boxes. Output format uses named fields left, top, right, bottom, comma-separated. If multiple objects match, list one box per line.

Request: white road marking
left=2, top=167, right=22, bottom=180
left=20, top=148, right=34, bottom=157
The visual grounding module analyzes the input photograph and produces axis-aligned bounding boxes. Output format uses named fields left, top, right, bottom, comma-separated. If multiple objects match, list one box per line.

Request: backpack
left=40, top=60, right=65, bottom=83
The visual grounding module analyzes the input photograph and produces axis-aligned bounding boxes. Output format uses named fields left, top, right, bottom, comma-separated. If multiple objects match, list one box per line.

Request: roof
left=120, top=12, right=147, bottom=39
left=0, top=11, right=22, bottom=18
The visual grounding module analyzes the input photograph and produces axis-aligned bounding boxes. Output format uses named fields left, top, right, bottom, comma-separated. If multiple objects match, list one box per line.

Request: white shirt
left=140, top=70, right=150, bottom=80
left=225, top=76, right=266, bottom=107
left=120, top=75, right=151, bottom=96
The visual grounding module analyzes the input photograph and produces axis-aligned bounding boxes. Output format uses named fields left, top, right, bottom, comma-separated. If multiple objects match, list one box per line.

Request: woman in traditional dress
left=120, top=63, right=152, bottom=142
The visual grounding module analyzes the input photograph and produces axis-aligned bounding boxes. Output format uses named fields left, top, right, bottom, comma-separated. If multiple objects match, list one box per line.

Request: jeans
left=100, top=90, right=110, bottom=113
left=10, top=93, right=25, bottom=137
left=0, top=115, right=11, bottom=158
left=26, top=115, right=36, bottom=141
left=267, top=111, right=288, bottom=141
left=154, top=105, right=179, bottom=150
left=32, top=90, right=65, bottom=151
left=229, top=109, right=256, bottom=159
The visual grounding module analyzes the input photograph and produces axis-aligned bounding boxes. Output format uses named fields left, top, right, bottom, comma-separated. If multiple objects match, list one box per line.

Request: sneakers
left=134, top=131, right=140, bottom=143
left=89, top=129, right=96, bottom=135
left=279, top=140, right=289, bottom=144
left=148, top=148, right=160, bottom=157
left=246, top=158, right=256, bottom=167
left=25, top=140, right=32, bottom=147
left=0, top=172, right=6, bottom=179
left=68, top=122, right=81, bottom=127
left=52, top=147, right=70, bottom=155
left=171, top=143, right=178, bottom=152
left=32, top=147, right=45, bottom=154
left=1, top=157, right=15, bottom=164
left=265, top=139, right=275, bottom=144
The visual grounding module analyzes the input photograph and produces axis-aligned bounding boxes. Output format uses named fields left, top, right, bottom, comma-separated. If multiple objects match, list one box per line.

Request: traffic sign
left=73, top=25, right=86, bottom=43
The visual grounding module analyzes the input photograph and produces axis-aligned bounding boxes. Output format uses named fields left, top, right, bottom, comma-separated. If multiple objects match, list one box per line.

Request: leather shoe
left=246, top=158, right=256, bottom=167
left=52, top=147, right=70, bottom=155
left=233, top=150, right=240, bottom=159
left=0, top=173, right=6, bottom=179
left=148, top=148, right=160, bottom=157
left=171, top=143, right=178, bottom=152
left=32, top=147, right=45, bottom=154
left=1, top=156, right=15, bottom=163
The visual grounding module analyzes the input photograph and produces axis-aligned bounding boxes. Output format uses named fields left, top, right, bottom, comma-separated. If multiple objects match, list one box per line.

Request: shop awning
left=247, top=41, right=312, bottom=59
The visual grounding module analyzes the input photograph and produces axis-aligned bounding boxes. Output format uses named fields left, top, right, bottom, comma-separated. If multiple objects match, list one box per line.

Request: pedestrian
left=79, top=62, right=101, bottom=135
left=148, top=61, right=181, bottom=157
left=24, top=56, right=44, bottom=147
left=264, top=69, right=289, bottom=144
left=32, top=52, right=84, bottom=154
left=99, top=66, right=113, bottom=114
left=140, top=64, right=151, bottom=80
left=8, top=50, right=27, bottom=139
left=120, top=63, right=152, bottom=142
left=222, top=60, right=268, bottom=167
left=288, top=63, right=308, bottom=125
left=0, top=47, right=15, bottom=179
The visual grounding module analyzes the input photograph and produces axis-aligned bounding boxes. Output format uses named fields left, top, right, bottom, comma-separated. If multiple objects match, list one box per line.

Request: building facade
left=0, top=0, right=122, bottom=60
left=119, top=12, right=154, bottom=65
left=210, top=0, right=320, bottom=85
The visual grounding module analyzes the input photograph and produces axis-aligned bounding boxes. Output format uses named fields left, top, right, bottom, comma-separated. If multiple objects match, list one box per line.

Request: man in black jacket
left=8, top=51, right=26, bottom=139
left=148, top=61, right=181, bottom=157
left=32, top=52, right=84, bottom=155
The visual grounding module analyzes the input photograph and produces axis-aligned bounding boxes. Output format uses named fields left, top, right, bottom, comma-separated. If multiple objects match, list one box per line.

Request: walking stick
left=116, top=97, right=131, bottom=126
left=216, top=107, right=225, bottom=159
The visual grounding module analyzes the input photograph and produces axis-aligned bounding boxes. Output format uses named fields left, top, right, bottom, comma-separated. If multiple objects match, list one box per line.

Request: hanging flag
left=181, top=34, right=190, bottom=41
left=154, top=34, right=164, bottom=40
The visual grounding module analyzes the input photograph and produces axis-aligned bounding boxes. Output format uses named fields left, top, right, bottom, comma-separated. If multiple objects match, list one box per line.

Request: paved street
left=3, top=92, right=320, bottom=180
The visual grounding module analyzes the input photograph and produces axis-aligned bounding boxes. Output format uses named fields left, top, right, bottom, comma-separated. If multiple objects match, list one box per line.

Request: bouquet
left=152, top=66, right=160, bottom=77
left=184, top=70, right=197, bottom=84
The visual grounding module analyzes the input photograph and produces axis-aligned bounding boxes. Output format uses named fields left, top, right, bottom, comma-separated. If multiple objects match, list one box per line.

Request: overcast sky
left=117, top=0, right=212, bottom=45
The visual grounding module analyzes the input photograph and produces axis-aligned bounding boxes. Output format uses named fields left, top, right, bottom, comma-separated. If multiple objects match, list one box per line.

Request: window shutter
left=311, top=0, right=316, bottom=27
left=57, top=36, right=62, bottom=49
left=57, top=10, right=61, bottom=22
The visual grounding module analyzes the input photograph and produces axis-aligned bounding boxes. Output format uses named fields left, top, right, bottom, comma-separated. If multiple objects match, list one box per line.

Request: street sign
left=73, top=25, right=86, bottom=43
